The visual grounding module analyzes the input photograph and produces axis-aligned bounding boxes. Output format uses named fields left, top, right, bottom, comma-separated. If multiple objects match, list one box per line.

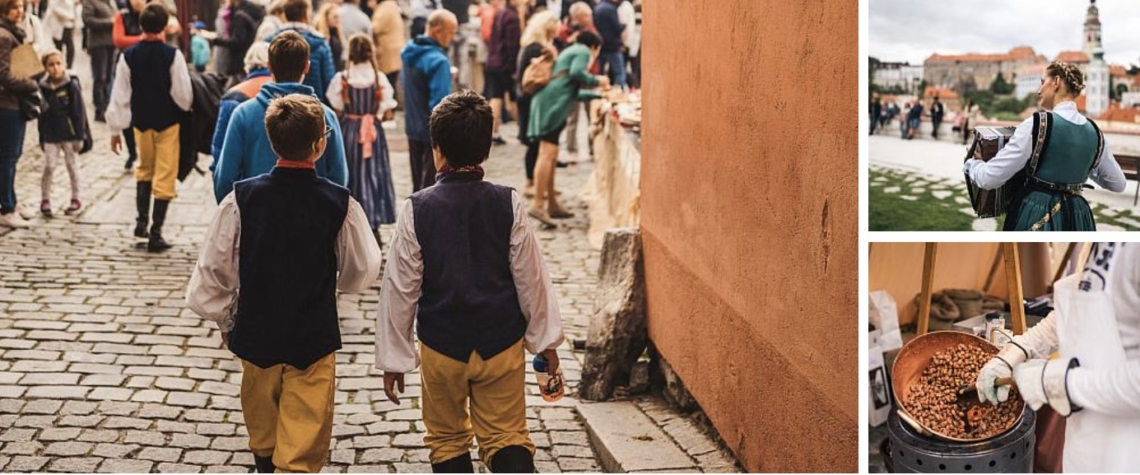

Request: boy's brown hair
left=268, top=31, right=310, bottom=83
left=429, top=90, right=493, bottom=167
left=282, top=0, right=310, bottom=22
left=265, top=94, right=326, bottom=161
left=139, top=3, right=169, bottom=34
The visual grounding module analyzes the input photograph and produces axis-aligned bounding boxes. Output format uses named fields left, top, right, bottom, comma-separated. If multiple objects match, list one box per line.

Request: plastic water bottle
left=532, top=354, right=564, bottom=402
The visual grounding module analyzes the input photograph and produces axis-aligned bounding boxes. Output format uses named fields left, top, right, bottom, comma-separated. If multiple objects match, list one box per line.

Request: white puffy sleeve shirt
left=185, top=192, right=382, bottom=331
left=963, top=101, right=1127, bottom=192
left=325, top=63, right=399, bottom=117
left=374, top=191, right=566, bottom=373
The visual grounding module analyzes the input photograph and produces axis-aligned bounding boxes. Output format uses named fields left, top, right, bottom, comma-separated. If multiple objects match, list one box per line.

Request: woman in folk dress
left=964, top=61, right=1127, bottom=231
left=327, top=34, right=398, bottom=243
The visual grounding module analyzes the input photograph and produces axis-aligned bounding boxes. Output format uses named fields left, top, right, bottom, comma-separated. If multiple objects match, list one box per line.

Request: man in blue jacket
left=266, top=0, right=336, bottom=106
left=213, top=31, right=348, bottom=203
left=401, top=9, right=457, bottom=191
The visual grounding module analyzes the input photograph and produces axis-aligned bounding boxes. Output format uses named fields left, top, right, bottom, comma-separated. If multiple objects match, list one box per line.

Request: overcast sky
left=870, top=0, right=1140, bottom=67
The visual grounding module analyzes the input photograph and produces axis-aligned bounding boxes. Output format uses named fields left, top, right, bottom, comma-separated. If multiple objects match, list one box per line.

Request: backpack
left=521, top=49, right=564, bottom=95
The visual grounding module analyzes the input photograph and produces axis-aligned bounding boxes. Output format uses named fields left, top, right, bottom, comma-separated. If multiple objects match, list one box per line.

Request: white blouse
left=325, top=62, right=399, bottom=117
left=964, top=101, right=1127, bottom=192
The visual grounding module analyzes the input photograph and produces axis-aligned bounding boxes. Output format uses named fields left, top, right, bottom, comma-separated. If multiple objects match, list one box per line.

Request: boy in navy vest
left=187, top=94, right=381, bottom=473
left=375, top=90, right=566, bottom=473
left=105, top=2, right=192, bottom=252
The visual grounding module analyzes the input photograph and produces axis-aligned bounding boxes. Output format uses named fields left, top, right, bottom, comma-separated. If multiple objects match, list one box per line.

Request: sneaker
left=16, top=204, right=36, bottom=220
left=492, top=136, right=507, bottom=146
left=40, top=200, right=52, bottom=217
left=527, top=207, right=557, bottom=228
left=65, top=199, right=81, bottom=215
left=523, top=185, right=536, bottom=199
left=549, top=207, right=575, bottom=219
left=0, top=212, right=31, bottom=229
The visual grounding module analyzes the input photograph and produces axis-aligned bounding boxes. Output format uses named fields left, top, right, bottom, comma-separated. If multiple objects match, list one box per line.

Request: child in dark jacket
left=37, top=50, right=89, bottom=217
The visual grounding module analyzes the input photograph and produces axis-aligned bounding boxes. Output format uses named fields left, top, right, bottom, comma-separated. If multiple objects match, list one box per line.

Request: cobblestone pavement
left=0, top=50, right=605, bottom=473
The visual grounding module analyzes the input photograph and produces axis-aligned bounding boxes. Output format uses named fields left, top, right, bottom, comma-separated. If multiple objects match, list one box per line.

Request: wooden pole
left=917, top=243, right=938, bottom=335
left=1003, top=243, right=1027, bottom=335
left=983, top=245, right=1004, bottom=294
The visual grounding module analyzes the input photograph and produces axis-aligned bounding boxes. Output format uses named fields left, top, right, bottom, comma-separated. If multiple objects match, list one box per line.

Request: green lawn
left=869, top=167, right=1140, bottom=231
left=869, top=168, right=975, bottom=231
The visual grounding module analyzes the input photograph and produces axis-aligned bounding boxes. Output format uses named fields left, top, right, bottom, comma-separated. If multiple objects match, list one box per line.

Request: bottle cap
left=532, top=354, right=548, bottom=372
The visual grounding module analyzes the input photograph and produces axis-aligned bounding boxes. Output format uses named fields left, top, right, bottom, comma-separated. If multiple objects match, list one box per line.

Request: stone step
left=577, top=400, right=696, bottom=473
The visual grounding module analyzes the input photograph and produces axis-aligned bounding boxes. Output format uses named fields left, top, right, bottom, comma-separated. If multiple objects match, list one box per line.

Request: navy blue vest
left=230, top=167, right=350, bottom=369
left=123, top=41, right=179, bottom=131
left=411, top=172, right=527, bottom=363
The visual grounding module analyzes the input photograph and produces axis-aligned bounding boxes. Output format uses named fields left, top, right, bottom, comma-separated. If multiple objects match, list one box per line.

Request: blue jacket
left=211, top=68, right=271, bottom=168
left=213, top=82, right=348, bottom=203
left=267, top=25, right=336, bottom=106
left=401, top=36, right=452, bottom=143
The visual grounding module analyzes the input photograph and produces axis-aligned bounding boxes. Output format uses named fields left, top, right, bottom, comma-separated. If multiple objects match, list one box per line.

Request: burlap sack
left=914, top=292, right=960, bottom=322
left=944, top=288, right=985, bottom=319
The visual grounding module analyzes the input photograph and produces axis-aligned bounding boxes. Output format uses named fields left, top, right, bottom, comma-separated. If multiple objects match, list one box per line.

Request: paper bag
left=869, top=290, right=904, bottom=352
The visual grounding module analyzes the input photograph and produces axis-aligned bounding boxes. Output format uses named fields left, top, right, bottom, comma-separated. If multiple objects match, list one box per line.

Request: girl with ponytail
left=326, top=33, right=398, bottom=244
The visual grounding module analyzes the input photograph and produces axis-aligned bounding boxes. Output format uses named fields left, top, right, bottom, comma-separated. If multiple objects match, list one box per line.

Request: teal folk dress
left=1004, top=113, right=1103, bottom=231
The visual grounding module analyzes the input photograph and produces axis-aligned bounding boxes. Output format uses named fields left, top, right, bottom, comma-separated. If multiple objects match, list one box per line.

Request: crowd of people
left=0, top=0, right=642, bottom=236
left=869, top=93, right=981, bottom=145
left=0, top=0, right=645, bottom=471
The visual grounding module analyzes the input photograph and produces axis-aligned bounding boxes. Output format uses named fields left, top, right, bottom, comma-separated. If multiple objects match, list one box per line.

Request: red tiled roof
left=1111, top=65, right=1129, bottom=77
left=924, top=86, right=958, bottom=100
left=1055, top=51, right=1090, bottom=63
left=926, top=47, right=1042, bottom=64
left=1098, top=104, right=1140, bottom=123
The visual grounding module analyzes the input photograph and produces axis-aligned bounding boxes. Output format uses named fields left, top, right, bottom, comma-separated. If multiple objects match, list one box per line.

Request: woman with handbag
left=515, top=9, right=557, bottom=199
left=525, top=30, right=608, bottom=226
left=0, top=0, right=41, bottom=228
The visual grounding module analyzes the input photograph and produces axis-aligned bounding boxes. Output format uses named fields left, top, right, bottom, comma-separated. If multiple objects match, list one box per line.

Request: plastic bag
left=869, top=290, right=904, bottom=352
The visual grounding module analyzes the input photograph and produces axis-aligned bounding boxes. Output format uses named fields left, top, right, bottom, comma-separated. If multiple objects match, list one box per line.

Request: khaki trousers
left=240, top=353, right=336, bottom=473
left=421, top=339, right=535, bottom=465
left=133, top=125, right=179, bottom=200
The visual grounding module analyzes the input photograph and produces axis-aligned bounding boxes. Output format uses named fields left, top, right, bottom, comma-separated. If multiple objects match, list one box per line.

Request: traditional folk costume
left=326, top=63, right=399, bottom=231
left=375, top=166, right=565, bottom=472
left=964, top=102, right=1127, bottom=231
left=106, top=36, right=192, bottom=250
left=187, top=164, right=381, bottom=472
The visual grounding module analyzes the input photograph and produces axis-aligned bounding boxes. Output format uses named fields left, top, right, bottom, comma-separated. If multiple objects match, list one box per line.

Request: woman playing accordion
left=964, top=61, right=1127, bottom=231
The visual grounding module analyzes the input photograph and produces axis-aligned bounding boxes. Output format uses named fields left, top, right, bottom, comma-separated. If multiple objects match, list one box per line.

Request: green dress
left=527, top=44, right=600, bottom=140
left=1005, top=114, right=1101, bottom=231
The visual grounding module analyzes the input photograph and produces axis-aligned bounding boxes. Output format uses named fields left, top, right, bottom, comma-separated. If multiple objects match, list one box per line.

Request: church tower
left=1083, top=0, right=1102, bottom=56
left=1087, top=47, right=1110, bottom=117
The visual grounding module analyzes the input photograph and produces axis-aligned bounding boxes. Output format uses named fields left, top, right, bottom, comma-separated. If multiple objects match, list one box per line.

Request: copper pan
left=891, top=331, right=1025, bottom=443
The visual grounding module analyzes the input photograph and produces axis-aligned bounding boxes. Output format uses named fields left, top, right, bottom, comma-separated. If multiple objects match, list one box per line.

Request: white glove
left=1014, top=357, right=1082, bottom=416
left=976, top=342, right=1028, bottom=405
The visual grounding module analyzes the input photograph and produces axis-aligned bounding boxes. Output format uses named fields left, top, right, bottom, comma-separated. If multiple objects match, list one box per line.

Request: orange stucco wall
left=640, top=1, right=857, bottom=472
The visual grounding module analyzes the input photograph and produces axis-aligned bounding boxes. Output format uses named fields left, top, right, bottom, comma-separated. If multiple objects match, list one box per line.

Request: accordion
left=965, top=126, right=1020, bottom=218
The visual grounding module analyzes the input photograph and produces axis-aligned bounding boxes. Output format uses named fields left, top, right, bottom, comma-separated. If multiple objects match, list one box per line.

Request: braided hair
left=1046, top=60, right=1086, bottom=95
left=347, top=34, right=380, bottom=93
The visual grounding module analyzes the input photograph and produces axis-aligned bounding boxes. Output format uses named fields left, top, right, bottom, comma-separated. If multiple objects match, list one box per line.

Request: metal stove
left=884, top=407, right=1036, bottom=473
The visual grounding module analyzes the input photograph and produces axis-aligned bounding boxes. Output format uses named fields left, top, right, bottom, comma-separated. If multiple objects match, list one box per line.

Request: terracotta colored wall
left=639, top=1, right=857, bottom=472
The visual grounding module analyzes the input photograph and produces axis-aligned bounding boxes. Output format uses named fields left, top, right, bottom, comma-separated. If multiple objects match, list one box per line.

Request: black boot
left=489, top=446, right=534, bottom=473
left=253, top=454, right=275, bottom=473
left=431, top=452, right=474, bottom=473
left=135, top=181, right=151, bottom=238
left=147, top=199, right=172, bottom=253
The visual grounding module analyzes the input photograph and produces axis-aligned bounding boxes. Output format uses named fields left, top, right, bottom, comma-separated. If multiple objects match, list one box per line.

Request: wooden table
left=1115, top=153, right=1140, bottom=206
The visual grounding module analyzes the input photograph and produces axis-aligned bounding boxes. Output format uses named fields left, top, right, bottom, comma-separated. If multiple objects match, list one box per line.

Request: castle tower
left=1087, top=47, right=1110, bottom=117
left=1084, top=0, right=1102, bottom=56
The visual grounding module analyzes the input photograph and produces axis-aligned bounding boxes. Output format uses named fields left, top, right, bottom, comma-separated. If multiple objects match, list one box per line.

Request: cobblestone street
left=0, top=50, right=607, bottom=473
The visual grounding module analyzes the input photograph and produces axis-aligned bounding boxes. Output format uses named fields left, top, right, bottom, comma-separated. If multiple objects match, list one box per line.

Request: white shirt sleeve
left=106, top=55, right=133, bottom=131
left=963, top=117, right=1033, bottom=190
left=336, top=198, right=383, bottom=293
left=374, top=199, right=423, bottom=373
left=509, top=191, right=565, bottom=354
left=1090, top=141, right=1128, bottom=192
left=326, top=72, right=345, bottom=113
left=378, top=71, right=398, bottom=115
left=185, top=193, right=241, bottom=331
left=1010, top=311, right=1060, bottom=360
left=170, top=49, right=193, bottom=111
